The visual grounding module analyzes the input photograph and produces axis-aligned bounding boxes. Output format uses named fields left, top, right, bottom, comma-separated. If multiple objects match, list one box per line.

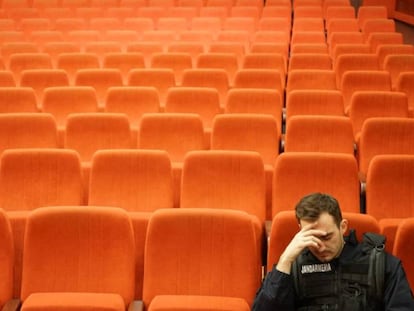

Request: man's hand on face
left=276, top=222, right=327, bottom=274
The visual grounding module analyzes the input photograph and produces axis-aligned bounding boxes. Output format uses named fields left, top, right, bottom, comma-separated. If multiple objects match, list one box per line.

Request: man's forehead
left=299, top=212, right=337, bottom=229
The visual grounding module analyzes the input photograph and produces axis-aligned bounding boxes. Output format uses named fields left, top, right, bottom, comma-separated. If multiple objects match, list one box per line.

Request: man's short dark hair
left=295, top=192, right=343, bottom=228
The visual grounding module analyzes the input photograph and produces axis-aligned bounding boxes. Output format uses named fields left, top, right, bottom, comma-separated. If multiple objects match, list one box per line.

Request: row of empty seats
left=1, top=204, right=413, bottom=310
left=1, top=146, right=414, bottom=244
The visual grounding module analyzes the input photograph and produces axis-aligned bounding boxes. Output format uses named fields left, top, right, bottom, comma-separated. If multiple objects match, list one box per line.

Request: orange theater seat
left=0, top=208, right=13, bottom=310
left=284, top=115, right=355, bottom=154
left=143, top=208, right=261, bottom=311
left=272, top=152, right=361, bottom=217
left=20, top=206, right=136, bottom=311
left=393, top=218, right=414, bottom=290
left=366, top=155, right=414, bottom=252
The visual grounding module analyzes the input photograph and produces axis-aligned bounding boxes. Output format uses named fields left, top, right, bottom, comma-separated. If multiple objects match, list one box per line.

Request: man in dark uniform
left=253, top=192, right=414, bottom=310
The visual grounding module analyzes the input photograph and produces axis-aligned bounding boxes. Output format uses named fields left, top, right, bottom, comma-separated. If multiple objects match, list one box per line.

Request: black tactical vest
left=291, top=231, right=386, bottom=311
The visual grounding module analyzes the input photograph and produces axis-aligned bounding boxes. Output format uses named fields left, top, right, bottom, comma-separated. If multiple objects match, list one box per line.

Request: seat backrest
left=288, top=53, right=332, bottom=71
left=359, top=118, right=414, bottom=177
left=340, top=70, right=392, bottom=111
left=0, top=113, right=58, bottom=154
left=208, top=42, right=246, bottom=66
left=284, top=115, right=355, bottom=154
left=326, top=18, right=359, bottom=38
left=19, top=69, right=70, bottom=108
left=127, top=68, right=176, bottom=105
left=290, top=31, right=326, bottom=45
left=196, top=52, right=239, bottom=83
left=21, top=206, right=135, bottom=303
left=0, top=87, right=37, bottom=113
left=164, top=87, right=221, bottom=129
left=267, top=210, right=380, bottom=271
left=89, top=149, right=174, bottom=212
left=367, top=32, right=404, bottom=53
left=56, top=53, right=100, bottom=84
left=225, top=88, right=283, bottom=134
left=181, top=68, right=229, bottom=106
left=0, top=208, right=13, bottom=308
left=102, top=52, right=145, bottom=82
left=0, top=42, right=39, bottom=64
left=180, top=150, right=266, bottom=222
left=42, top=86, right=99, bottom=129
left=286, top=90, right=344, bottom=122
left=383, top=54, right=414, bottom=89
left=138, top=113, right=206, bottom=162
left=272, top=152, right=360, bottom=217
left=376, top=44, right=414, bottom=69
left=332, top=43, right=371, bottom=64
left=396, top=72, right=414, bottom=112
left=64, top=113, right=132, bottom=162
left=0, top=71, right=16, bottom=87
left=334, top=53, right=380, bottom=88
left=286, top=69, right=337, bottom=93
left=211, top=114, right=280, bottom=165
left=105, top=86, right=160, bottom=128
left=357, top=5, right=388, bottom=28
left=150, top=52, right=193, bottom=84
left=349, top=91, right=409, bottom=139
left=74, top=69, right=124, bottom=109
left=233, top=69, right=284, bottom=97
left=366, top=154, right=414, bottom=220
left=393, top=217, right=414, bottom=290
left=143, top=208, right=261, bottom=307
left=242, top=53, right=286, bottom=76
left=328, top=31, right=364, bottom=54
left=8, top=53, right=53, bottom=81
left=252, top=30, right=290, bottom=46
left=84, top=41, right=123, bottom=61
left=361, top=18, right=395, bottom=39
left=290, top=43, right=328, bottom=55
left=0, top=149, right=84, bottom=211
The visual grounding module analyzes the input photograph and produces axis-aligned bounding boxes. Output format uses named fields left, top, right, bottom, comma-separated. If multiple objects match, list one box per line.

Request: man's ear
left=340, top=219, right=348, bottom=235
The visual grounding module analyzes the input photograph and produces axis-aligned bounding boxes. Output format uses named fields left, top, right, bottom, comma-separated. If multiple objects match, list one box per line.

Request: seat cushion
left=21, top=292, right=125, bottom=311
left=148, top=295, right=250, bottom=311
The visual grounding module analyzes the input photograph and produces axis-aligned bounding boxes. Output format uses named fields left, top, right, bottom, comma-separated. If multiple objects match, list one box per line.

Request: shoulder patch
left=301, top=263, right=332, bottom=274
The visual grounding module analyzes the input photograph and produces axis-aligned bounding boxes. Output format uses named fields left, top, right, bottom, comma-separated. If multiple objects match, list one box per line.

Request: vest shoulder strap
left=362, top=232, right=386, bottom=302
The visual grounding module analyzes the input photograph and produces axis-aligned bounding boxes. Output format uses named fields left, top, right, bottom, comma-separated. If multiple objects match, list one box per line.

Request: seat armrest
left=128, top=300, right=144, bottom=311
left=2, top=299, right=21, bottom=311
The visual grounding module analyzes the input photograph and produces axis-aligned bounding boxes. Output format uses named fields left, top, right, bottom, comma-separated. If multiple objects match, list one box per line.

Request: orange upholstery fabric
left=366, top=155, right=414, bottom=251
left=348, top=91, right=409, bottom=139
left=225, top=88, right=283, bottom=134
left=340, top=70, right=392, bottom=111
left=181, top=150, right=266, bottom=222
left=64, top=113, right=132, bottom=163
left=358, top=118, right=414, bottom=178
left=0, top=149, right=83, bottom=211
left=143, top=208, right=261, bottom=309
left=272, top=152, right=360, bottom=217
left=0, top=113, right=58, bottom=154
left=0, top=208, right=13, bottom=308
left=286, top=90, right=344, bottom=122
left=89, top=149, right=174, bottom=212
left=149, top=295, right=250, bottom=311
left=20, top=206, right=135, bottom=309
left=284, top=115, right=354, bottom=154
left=0, top=87, right=38, bottom=113
left=393, top=218, right=414, bottom=290
left=211, top=114, right=280, bottom=165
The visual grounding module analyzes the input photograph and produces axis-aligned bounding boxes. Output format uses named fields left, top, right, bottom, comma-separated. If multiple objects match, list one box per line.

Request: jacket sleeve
left=252, top=267, right=296, bottom=311
left=383, top=254, right=414, bottom=310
